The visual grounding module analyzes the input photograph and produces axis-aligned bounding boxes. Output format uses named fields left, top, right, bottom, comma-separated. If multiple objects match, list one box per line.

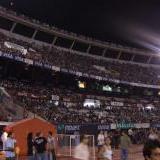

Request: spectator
left=4, top=132, right=16, bottom=160
left=120, top=130, right=131, bottom=160
left=98, top=137, right=112, bottom=160
left=143, top=139, right=160, bottom=160
left=1, top=131, right=8, bottom=151
left=47, top=131, right=56, bottom=160
left=149, top=129, right=159, bottom=140
left=27, top=132, right=34, bottom=160
left=34, top=132, right=47, bottom=160
left=74, top=135, right=90, bottom=160
left=97, top=131, right=105, bottom=148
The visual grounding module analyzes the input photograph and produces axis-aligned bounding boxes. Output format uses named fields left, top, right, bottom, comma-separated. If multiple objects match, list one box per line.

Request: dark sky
left=1, top=0, right=160, bottom=50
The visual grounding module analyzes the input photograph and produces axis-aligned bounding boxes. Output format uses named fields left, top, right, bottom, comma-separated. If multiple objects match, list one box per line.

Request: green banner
left=116, top=123, right=135, bottom=129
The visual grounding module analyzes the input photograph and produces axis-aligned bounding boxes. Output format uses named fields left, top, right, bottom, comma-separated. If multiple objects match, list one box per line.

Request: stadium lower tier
left=0, top=78, right=160, bottom=124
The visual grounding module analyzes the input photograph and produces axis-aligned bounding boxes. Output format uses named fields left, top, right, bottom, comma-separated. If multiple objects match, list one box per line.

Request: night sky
left=1, top=0, right=160, bottom=50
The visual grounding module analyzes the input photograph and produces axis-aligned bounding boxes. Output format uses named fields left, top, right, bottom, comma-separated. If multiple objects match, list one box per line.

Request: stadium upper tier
left=0, top=5, right=160, bottom=66
left=0, top=31, right=160, bottom=86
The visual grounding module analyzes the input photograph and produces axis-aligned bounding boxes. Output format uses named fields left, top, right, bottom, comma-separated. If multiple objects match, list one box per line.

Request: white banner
left=135, top=123, right=150, bottom=128
left=52, top=66, right=60, bottom=71
left=76, top=72, right=82, bottom=76
left=4, top=41, right=27, bottom=55
left=24, top=58, right=33, bottom=65
left=111, top=101, right=124, bottom=106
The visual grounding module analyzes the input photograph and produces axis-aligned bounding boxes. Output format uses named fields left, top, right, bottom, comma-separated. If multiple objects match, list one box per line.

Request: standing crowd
left=1, top=131, right=56, bottom=160
left=97, top=130, right=131, bottom=160
left=27, top=131, right=56, bottom=160
left=95, top=129, right=160, bottom=160
left=1, top=129, right=160, bottom=160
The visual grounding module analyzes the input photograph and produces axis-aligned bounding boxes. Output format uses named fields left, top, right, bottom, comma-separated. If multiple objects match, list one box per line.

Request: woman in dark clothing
left=27, top=132, right=34, bottom=160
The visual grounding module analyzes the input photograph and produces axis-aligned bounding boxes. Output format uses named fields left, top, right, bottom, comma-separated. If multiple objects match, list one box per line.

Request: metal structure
left=0, top=5, right=160, bottom=66
left=55, top=134, right=96, bottom=160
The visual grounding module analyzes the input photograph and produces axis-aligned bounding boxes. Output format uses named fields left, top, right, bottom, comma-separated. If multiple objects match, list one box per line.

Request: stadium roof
left=1, top=0, right=160, bottom=52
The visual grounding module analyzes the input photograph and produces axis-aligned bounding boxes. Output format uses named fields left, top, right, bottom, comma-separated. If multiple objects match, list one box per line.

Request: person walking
left=47, top=131, right=56, bottom=160
left=74, top=135, right=90, bottom=160
left=97, top=131, right=105, bottom=149
left=98, top=137, right=112, bottom=160
left=120, top=130, right=131, bottom=160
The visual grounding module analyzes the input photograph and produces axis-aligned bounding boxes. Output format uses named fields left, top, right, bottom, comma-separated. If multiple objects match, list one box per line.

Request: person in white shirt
left=128, top=129, right=133, bottom=136
left=47, top=131, right=56, bottom=160
left=149, top=129, right=158, bottom=140
left=5, top=132, right=16, bottom=160
left=1, top=131, right=8, bottom=151
left=128, top=128, right=134, bottom=143
left=98, top=137, right=112, bottom=160
left=104, top=131, right=108, bottom=139
left=74, top=135, right=90, bottom=160
left=97, top=131, right=105, bottom=147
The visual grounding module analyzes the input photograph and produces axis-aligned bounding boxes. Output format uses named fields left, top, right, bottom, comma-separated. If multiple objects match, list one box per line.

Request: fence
left=55, top=134, right=96, bottom=160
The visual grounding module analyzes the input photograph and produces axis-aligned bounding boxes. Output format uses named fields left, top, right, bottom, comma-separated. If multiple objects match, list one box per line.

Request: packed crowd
left=0, top=130, right=56, bottom=160
left=0, top=78, right=159, bottom=124
left=0, top=32, right=159, bottom=85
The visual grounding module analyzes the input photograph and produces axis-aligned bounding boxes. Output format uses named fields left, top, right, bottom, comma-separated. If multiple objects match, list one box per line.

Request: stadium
left=0, top=1, right=160, bottom=160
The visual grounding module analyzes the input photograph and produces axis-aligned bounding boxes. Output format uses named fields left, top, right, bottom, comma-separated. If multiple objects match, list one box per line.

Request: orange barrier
left=5, top=118, right=56, bottom=156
